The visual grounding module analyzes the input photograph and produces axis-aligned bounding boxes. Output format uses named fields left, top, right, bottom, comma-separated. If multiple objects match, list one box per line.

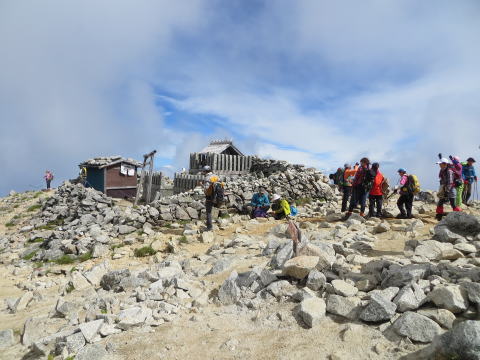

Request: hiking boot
left=435, top=213, right=445, bottom=221
left=342, top=212, right=352, bottom=221
left=359, top=212, right=366, bottom=218
left=453, top=207, right=462, bottom=212
left=396, top=214, right=407, bottom=219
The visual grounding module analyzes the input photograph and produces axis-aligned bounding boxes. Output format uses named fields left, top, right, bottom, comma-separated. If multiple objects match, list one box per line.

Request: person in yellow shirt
left=271, top=194, right=291, bottom=220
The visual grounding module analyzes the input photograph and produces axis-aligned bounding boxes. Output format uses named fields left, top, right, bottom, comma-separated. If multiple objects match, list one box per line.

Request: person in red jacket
left=368, top=162, right=384, bottom=218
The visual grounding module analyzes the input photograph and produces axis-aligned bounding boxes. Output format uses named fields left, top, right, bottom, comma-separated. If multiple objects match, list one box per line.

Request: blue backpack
left=290, top=206, right=298, bottom=216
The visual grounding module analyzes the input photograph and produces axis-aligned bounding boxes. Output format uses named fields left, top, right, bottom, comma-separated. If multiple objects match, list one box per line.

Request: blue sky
left=1, top=0, right=480, bottom=195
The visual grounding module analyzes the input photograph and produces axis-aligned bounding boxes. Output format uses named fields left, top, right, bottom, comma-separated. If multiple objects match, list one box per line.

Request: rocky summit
left=0, top=160, right=480, bottom=360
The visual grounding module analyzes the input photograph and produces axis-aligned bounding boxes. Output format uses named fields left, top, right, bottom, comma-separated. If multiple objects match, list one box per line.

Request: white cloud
left=0, top=0, right=206, bottom=195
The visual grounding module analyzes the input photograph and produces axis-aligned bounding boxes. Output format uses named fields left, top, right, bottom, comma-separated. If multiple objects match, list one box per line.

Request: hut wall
left=106, top=188, right=137, bottom=199
left=105, top=164, right=137, bottom=188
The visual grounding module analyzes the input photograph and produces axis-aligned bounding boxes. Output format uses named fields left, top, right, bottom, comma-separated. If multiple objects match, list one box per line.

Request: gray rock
left=83, top=261, right=109, bottom=286
left=427, top=285, right=469, bottom=313
left=57, top=332, right=86, bottom=354
left=258, top=268, right=278, bottom=287
left=117, top=307, right=152, bottom=330
left=326, top=294, right=362, bottom=320
left=331, top=280, right=358, bottom=297
left=79, top=319, right=104, bottom=343
left=266, top=280, right=296, bottom=298
left=270, top=241, right=293, bottom=269
left=368, top=287, right=400, bottom=302
left=360, top=295, right=397, bottom=322
left=262, top=238, right=282, bottom=256
left=306, top=269, right=327, bottom=291
left=13, top=291, right=33, bottom=312
left=0, top=329, right=14, bottom=349
left=393, top=283, right=427, bottom=312
left=100, top=269, right=131, bottom=291
left=442, top=212, right=480, bottom=237
left=391, top=312, right=442, bottom=343
left=298, top=297, right=326, bottom=328
left=208, top=258, right=233, bottom=275
left=417, top=308, right=456, bottom=329
left=91, top=244, right=109, bottom=258
left=434, top=225, right=466, bottom=243
left=76, top=344, right=108, bottom=360
left=118, top=224, right=137, bottom=235
left=218, top=271, right=241, bottom=305
left=461, top=282, right=480, bottom=304
left=381, top=264, right=431, bottom=288
left=407, top=320, right=480, bottom=360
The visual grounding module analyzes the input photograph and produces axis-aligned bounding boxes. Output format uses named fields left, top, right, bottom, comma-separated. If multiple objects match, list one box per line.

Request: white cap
left=272, top=194, right=281, bottom=201
left=202, top=165, right=211, bottom=171
left=436, top=158, right=450, bottom=164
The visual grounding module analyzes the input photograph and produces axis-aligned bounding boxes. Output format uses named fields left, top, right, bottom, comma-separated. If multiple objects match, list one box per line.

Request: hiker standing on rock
left=436, top=158, right=461, bottom=220
left=462, top=157, right=477, bottom=205
left=449, top=155, right=464, bottom=209
left=271, top=194, right=291, bottom=220
left=368, top=162, right=384, bottom=218
left=395, top=168, right=414, bottom=219
left=345, top=158, right=371, bottom=218
left=201, top=165, right=219, bottom=231
left=44, top=170, right=54, bottom=190
left=341, top=163, right=358, bottom=212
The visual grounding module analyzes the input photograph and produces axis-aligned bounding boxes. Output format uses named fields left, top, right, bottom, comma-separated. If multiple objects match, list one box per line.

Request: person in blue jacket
left=250, top=187, right=270, bottom=218
left=462, top=157, right=477, bottom=205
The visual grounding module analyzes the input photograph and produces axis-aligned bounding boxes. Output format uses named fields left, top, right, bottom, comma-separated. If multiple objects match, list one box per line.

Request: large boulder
left=269, top=241, right=293, bottom=269
left=403, top=320, right=480, bottom=360
left=442, top=212, right=480, bottom=237
left=326, top=295, right=362, bottom=320
left=381, top=264, right=431, bottom=288
left=427, top=285, right=469, bottom=313
left=282, top=256, right=319, bottom=280
left=414, top=240, right=463, bottom=261
left=391, top=312, right=442, bottom=343
left=360, top=294, right=397, bottom=323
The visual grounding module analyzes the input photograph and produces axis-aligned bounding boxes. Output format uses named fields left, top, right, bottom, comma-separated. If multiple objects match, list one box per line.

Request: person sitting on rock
left=436, top=158, right=461, bottom=220
left=368, top=162, right=384, bottom=218
left=250, top=187, right=270, bottom=218
left=271, top=194, right=291, bottom=220
left=462, top=157, right=477, bottom=205
left=394, top=168, right=414, bottom=219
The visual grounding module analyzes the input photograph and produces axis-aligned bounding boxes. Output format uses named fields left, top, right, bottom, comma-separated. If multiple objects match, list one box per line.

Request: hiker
left=341, top=163, right=358, bottom=212
left=201, top=165, right=219, bottom=231
left=462, top=157, right=477, bottom=205
left=395, top=168, right=414, bottom=219
left=271, top=194, right=291, bottom=220
left=368, top=162, right=384, bottom=218
left=345, top=158, right=371, bottom=218
left=449, top=155, right=464, bottom=209
left=436, top=157, right=460, bottom=220
left=44, top=170, right=54, bottom=190
left=329, top=167, right=343, bottom=186
left=250, top=187, right=270, bottom=218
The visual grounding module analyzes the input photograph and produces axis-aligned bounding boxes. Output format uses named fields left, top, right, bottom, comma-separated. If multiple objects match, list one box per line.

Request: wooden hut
left=174, top=140, right=253, bottom=194
left=79, top=156, right=142, bottom=198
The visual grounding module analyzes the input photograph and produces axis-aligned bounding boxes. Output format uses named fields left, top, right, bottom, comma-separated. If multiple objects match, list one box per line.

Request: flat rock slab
left=331, top=280, right=358, bottom=297
left=427, top=285, right=469, bottom=313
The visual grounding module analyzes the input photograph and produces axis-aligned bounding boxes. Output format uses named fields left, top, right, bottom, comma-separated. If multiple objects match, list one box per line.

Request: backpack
left=212, top=182, right=225, bottom=207
left=290, top=205, right=298, bottom=216
left=406, top=175, right=421, bottom=194
left=362, top=168, right=375, bottom=192
left=381, top=177, right=390, bottom=196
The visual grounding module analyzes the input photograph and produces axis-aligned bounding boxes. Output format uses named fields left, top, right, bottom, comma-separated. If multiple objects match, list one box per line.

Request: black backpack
left=362, top=168, right=375, bottom=192
left=212, top=182, right=225, bottom=207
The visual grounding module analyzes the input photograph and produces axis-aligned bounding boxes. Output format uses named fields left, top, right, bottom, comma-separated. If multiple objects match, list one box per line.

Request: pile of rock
left=151, top=158, right=335, bottom=223
left=217, top=212, right=480, bottom=352
left=22, top=183, right=160, bottom=262
left=16, top=258, right=208, bottom=359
